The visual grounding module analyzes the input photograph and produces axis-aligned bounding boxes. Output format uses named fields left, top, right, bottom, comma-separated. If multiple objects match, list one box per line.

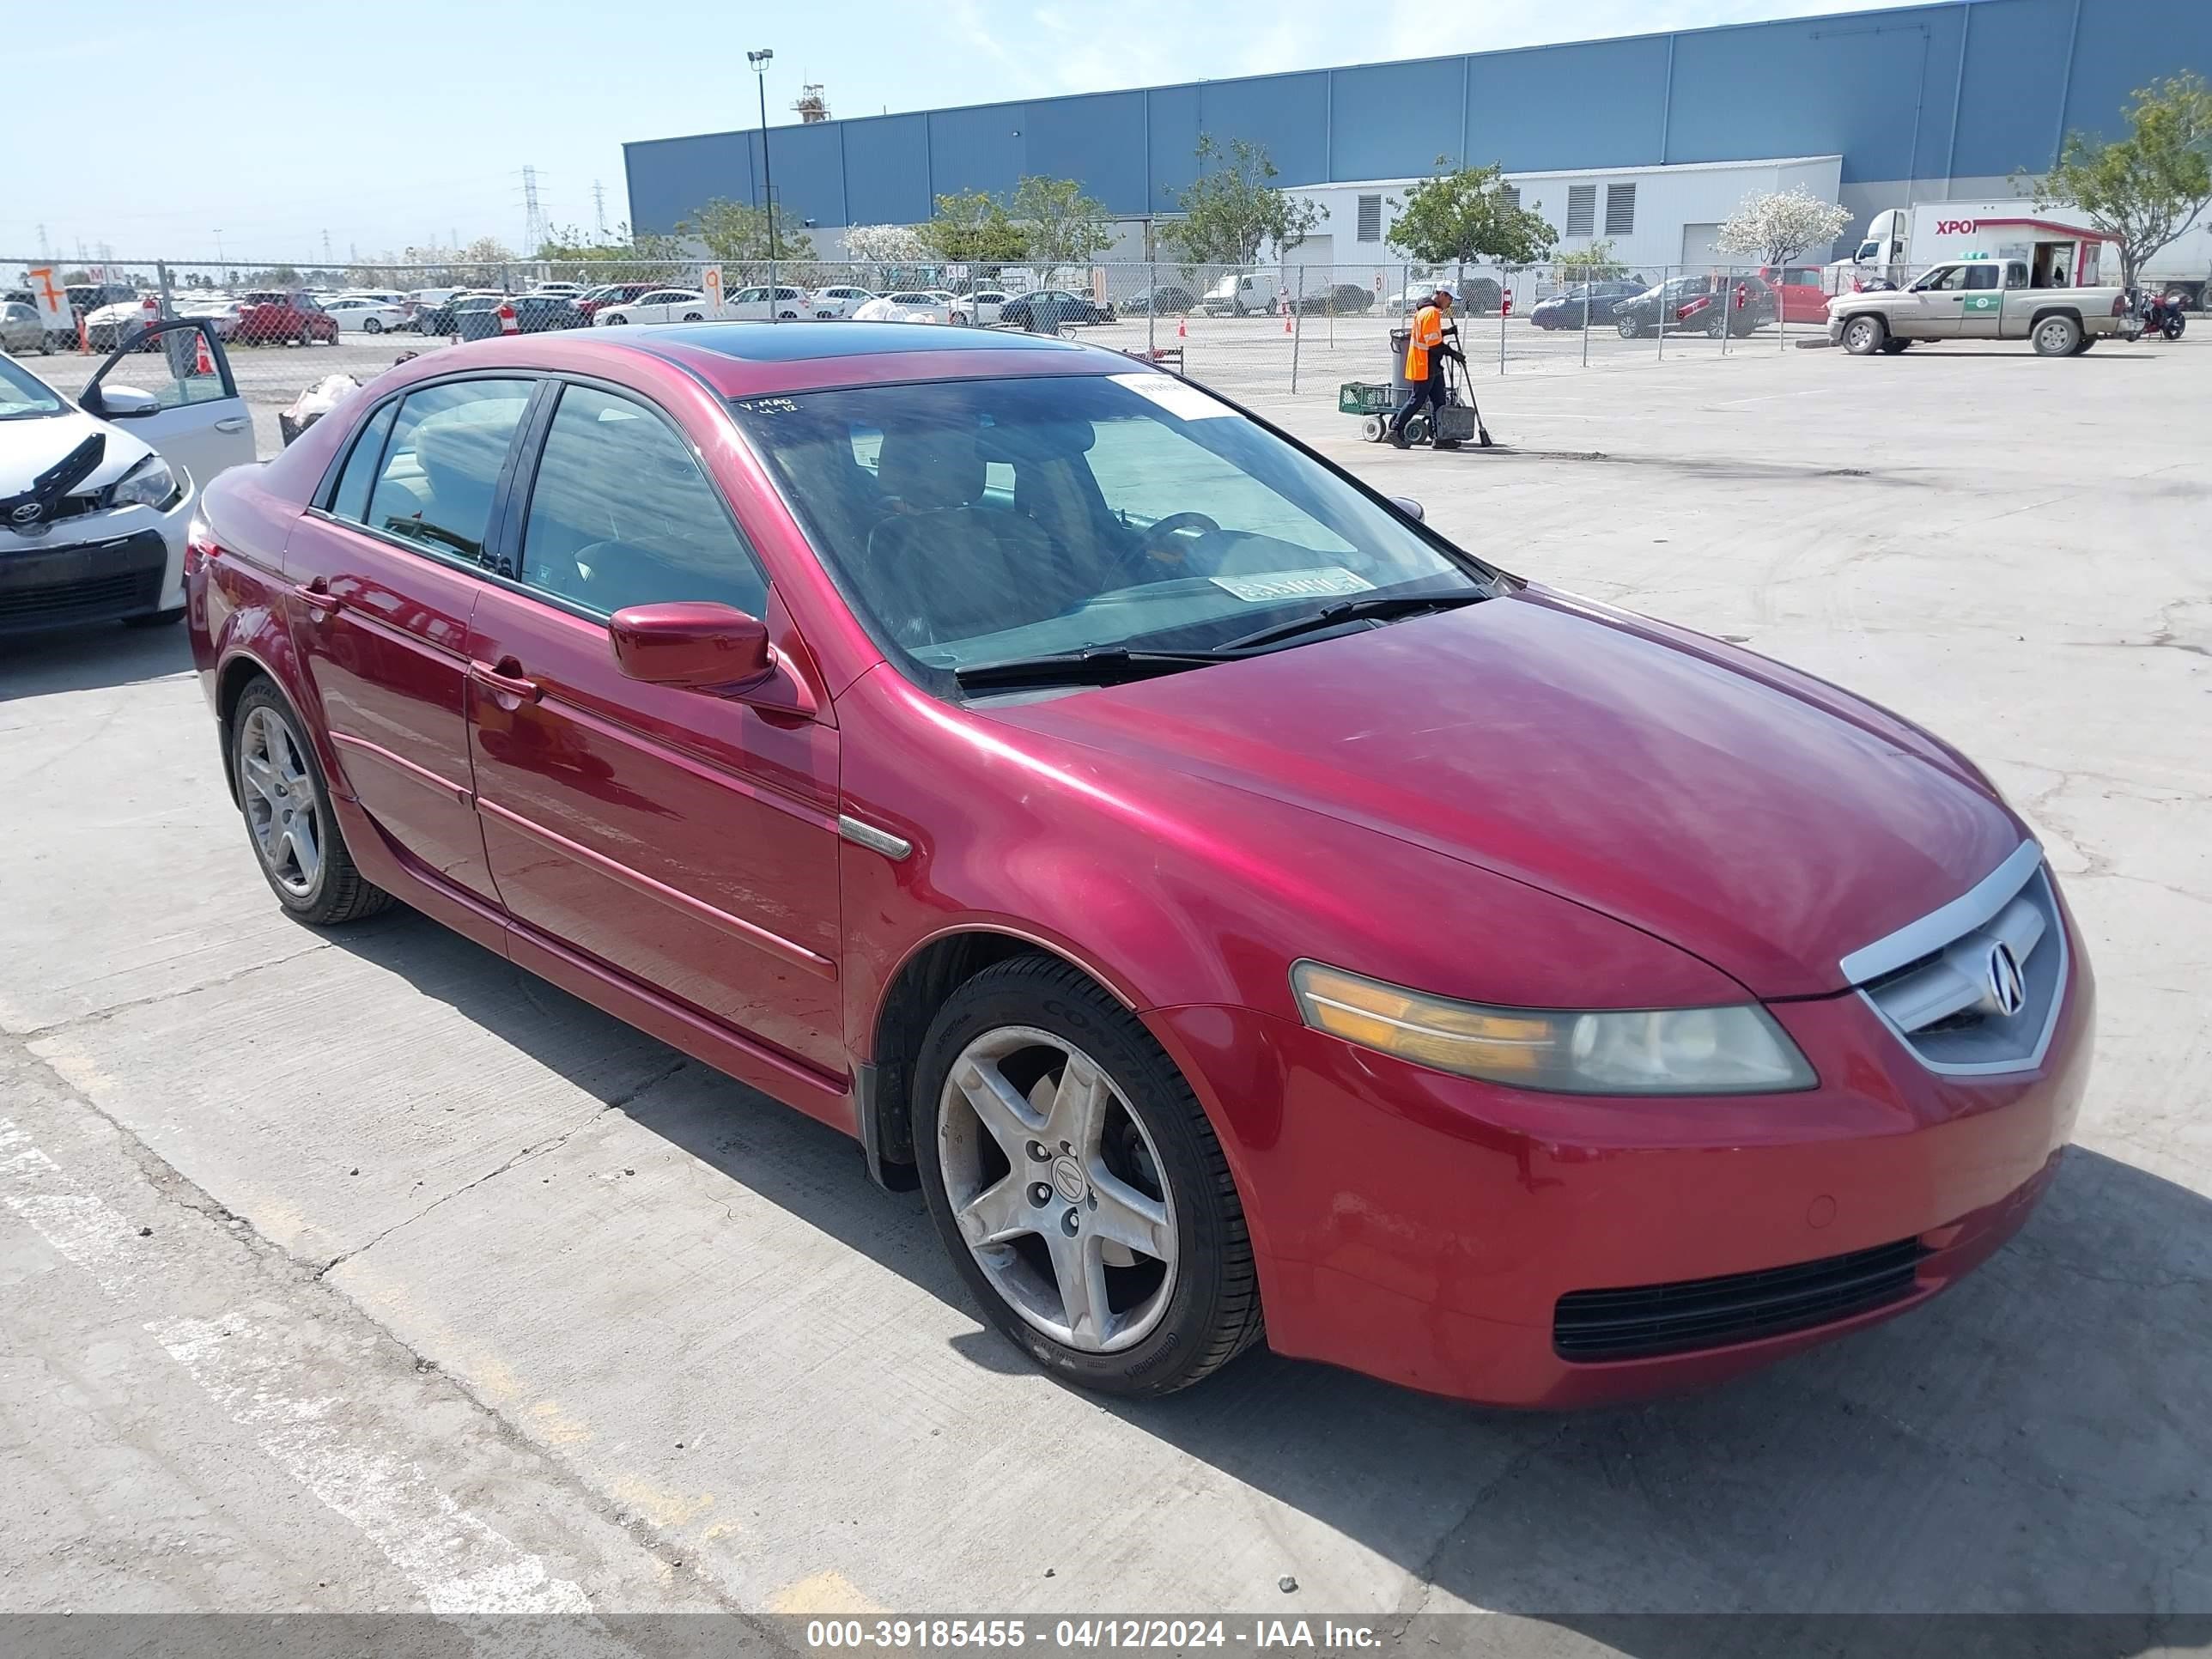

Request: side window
left=2006, top=262, right=2030, bottom=289
left=329, top=399, right=400, bottom=521
left=1966, top=264, right=1998, bottom=290
left=363, top=379, right=536, bottom=564
left=518, top=384, right=769, bottom=621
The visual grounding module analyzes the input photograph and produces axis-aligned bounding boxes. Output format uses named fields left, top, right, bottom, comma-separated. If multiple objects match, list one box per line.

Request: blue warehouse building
left=623, top=0, right=2209, bottom=252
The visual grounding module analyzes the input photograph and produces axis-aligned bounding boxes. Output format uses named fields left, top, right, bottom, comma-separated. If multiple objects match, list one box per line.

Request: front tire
left=2032, top=314, right=2081, bottom=356
left=914, top=956, right=1263, bottom=1397
left=1842, top=314, right=1887, bottom=355
left=1616, top=314, right=1642, bottom=339
left=125, top=605, right=186, bottom=629
left=231, top=681, right=392, bottom=927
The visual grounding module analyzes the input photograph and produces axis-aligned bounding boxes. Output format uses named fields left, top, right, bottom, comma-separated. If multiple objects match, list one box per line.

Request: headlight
left=107, top=456, right=181, bottom=512
left=1289, top=962, right=1816, bottom=1095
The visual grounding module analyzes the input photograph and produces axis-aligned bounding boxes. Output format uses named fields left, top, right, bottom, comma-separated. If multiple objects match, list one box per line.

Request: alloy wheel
left=936, top=1025, right=1176, bottom=1353
left=238, top=705, right=323, bottom=898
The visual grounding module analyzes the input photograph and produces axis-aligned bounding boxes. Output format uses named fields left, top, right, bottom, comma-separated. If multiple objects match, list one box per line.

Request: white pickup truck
left=1826, top=256, right=2131, bottom=356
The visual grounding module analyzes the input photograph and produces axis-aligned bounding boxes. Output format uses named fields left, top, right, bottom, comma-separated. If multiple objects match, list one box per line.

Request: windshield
left=732, top=373, right=1492, bottom=694
left=0, top=356, right=66, bottom=420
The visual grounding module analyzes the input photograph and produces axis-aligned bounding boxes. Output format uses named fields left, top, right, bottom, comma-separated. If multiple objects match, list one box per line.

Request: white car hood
left=1, top=407, right=153, bottom=498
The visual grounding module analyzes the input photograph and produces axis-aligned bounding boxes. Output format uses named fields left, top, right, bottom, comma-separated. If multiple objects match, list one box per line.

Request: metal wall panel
left=1192, top=72, right=1330, bottom=190
left=1146, top=84, right=1204, bottom=213
left=765, top=122, right=849, bottom=229
left=1024, top=90, right=1152, bottom=214
left=1327, top=57, right=1466, bottom=180
left=624, top=131, right=757, bottom=235
left=1466, top=36, right=1672, bottom=173
left=842, top=114, right=933, bottom=227
left=928, top=102, right=1026, bottom=200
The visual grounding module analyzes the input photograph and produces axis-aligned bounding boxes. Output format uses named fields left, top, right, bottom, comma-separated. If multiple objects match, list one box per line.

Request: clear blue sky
left=11, top=0, right=1910, bottom=264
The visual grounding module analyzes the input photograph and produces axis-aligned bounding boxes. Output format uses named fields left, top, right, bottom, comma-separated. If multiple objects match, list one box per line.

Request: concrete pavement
left=2, top=332, right=2207, bottom=1635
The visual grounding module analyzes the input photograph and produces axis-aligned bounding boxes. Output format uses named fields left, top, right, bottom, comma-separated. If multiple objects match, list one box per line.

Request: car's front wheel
left=915, top=955, right=1263, bottom=1396
left=1841, top=314, right=1887, bottom=355
left=231, top=681, right=392, bottom=927
left=1617, top=314, right=1642, bottom=338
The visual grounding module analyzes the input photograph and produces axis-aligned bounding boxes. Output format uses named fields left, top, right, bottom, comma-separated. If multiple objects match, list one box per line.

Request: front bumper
left=1146, top=918, right=2093, bottom=1408
left=0, top=486, right=193, bottom=635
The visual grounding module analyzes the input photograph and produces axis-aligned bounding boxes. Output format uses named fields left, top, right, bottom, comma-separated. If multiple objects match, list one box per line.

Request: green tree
left=918, top=191, right=1030, bottom=263
left=676, top=198, right=816, bottom=265
left=2031, top=72, right=2212, bottom=289
left=1158, top=134, right=1321, bottom=267
left=1557, top=239, right=1627, bottom=279
left=1387, top=161, right=1556, bottom=269
left=1012, top=174, right=1115, bottom=280
left=533, top=222, right=687, bottom=283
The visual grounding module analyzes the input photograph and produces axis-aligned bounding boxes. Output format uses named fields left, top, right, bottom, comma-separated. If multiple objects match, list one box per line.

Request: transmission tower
left=592, top=180, right=608, bottom=238
left=521, top=165, right=546, bottom=253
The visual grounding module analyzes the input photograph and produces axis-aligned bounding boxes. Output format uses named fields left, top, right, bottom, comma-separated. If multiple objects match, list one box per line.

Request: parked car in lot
left=185, top=321, right=2090, bottom=1408
left=949, top=289, right=1009, bottom=325
left=510, top=292, right=585, bottom=332
left=1, top=301, right=52, bottom=354
left=856, top=291, right=960, bottom=325
left=574, top=282, right=661, bottom=323
left=1383, top=277, right=1502, bottom=317
left=1528, top=280, right=1647, bottom=329
left=337, top=289, right=411, bottom=311
left=1295, top=283, right=1375, bottom=315
left=236, top=289, right=339, bottom=346
left=1759, top=265, right=1832, bottom=325
left=412, top=291, right=503, bottom=337
left=182, top=297, right=246, bottom=341
left=3, top=320, right=254, bottom=635
left=1828, top=257, right=2130, bottom=356
left=725, top=285, right=811, bottom=321
left=1614, top=274, right=1775, bottom=338
left=998, top=289, right=1114, bottom=330
left=530, top=282, right=586, bottom=298
left=594, top=289, right=711, bottom=325
left=322, top=296, right=410, bottom=334
left=83, top=296, right=161, bottom=352
left=1118, top=283, right=1196, bottom=316
left=811, top=285, right=878, bottom=319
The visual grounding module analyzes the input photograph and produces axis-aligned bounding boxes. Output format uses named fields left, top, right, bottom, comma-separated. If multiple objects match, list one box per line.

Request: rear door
left=463, top=377, right=845, bottom=1076
left=284, top=375, right=540, bottom=906
left=81, top=319, right=255, bottom=489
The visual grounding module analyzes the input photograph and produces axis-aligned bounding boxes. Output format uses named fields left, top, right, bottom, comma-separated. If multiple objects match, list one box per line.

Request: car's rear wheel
left=1842, top=314, right=1887, bottom=355
left=682, top=312, right=703, bottom=322
left=2033, top=314, right=2081, bottom=356
left=364, top=317, right=383, bottom=334
left=232, top=682, right=392, bottom=927
left=604, top=313, right=627, bottom=325
left=1879, top=337, right=1912, bottom=354
left=915, top=956, right=1263, bottom=1396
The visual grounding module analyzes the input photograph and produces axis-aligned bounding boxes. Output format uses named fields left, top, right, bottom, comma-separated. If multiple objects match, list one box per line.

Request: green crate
left=1338, top=381, right=1396, bottom=416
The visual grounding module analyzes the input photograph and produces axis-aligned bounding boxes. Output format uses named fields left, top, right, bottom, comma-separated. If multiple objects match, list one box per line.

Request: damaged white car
left=1, top=320, right=255, bottom=635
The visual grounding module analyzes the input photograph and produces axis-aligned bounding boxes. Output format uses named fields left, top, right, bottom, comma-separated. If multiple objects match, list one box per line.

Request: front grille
left=0, top=529, right=167, bottom=631
left=1553, top=1238, right=1926, bottom=1362
left=1848, top=847, right=2067, bottom=1075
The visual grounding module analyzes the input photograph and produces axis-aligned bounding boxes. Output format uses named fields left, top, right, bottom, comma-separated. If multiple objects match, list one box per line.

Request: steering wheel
left=1134, top=511, right=1220, bottom=568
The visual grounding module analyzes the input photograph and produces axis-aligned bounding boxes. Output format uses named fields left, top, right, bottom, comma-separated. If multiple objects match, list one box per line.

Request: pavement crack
left=314, top=1055, right=691, bottom=1279
left=13, top=938, right=343, bottom=1041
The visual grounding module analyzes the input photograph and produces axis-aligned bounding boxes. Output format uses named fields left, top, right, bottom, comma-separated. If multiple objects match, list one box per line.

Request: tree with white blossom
left=1714, top=187, right=1852, bottom=270
left=842, top=223, right=928, bottom=265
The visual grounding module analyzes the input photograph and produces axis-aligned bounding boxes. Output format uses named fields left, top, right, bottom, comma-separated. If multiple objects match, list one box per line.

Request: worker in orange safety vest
left=1388, top=287, right=1464, bottom=449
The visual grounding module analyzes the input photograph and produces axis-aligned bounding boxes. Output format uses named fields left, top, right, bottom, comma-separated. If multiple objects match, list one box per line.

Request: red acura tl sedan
left=185, top=324, right=2093, bottom=1407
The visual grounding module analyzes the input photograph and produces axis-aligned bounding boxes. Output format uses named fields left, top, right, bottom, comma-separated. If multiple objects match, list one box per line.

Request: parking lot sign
left=702, top=265, right=725, bottom=318
left=26, top=266, right=68, bottom=330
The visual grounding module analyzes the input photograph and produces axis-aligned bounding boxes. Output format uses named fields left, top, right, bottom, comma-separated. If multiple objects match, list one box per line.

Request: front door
left=1903, top=264, right=1972, bottom=337
left=464, top=379, right=845, bottom=1077
left=1957, top=261, right=2010, bottom=338
left=82, top=319, right=255, bottom=490
left=283, top=375, right=539, bottom=904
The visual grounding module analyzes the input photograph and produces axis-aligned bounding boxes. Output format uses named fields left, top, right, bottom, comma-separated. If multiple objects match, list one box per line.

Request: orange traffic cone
left=1176, top=316, right=1187, bottom=338
left=498, top=302, right=519, bottom=336
left=194, top=331, right=215, bottom=375
left=76, top=312, right=89, bottom=353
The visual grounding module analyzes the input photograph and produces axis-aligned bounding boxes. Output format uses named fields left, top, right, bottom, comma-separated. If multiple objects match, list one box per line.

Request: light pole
left=747, top=48, right=776, bottom=264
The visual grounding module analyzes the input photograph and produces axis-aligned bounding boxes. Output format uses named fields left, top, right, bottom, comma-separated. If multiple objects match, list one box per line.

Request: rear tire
left=364, top=317, right=383, bottom=335
left=1879, top=337, right=1911, bottom=354
left=231, top=680, right=392, bottom=927
left=2032, top=314, right=2081, bottom=356
left=913, top=954, right=1264, bottom=1397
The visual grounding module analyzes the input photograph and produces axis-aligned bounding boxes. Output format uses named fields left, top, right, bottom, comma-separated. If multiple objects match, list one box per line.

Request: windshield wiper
left=1218, top=590, right=1488, bottom=653
left=953, top=646, right=1231, bottom=692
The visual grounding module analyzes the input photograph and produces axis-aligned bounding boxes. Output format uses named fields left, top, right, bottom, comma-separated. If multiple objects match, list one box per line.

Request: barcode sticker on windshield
left=1209, top=568, right=1376, bottom=604
left=1109, top=373, right=1235, bottom=420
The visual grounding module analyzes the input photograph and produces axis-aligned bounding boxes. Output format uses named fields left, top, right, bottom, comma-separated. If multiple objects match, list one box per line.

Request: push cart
left=1339, top=325, right=1492, bottom=447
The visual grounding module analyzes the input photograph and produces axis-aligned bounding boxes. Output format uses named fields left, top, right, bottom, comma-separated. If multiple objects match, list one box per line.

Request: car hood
left=0, top=407, right=151, bottom=498
left=985, top=586, right=2024, bottom=999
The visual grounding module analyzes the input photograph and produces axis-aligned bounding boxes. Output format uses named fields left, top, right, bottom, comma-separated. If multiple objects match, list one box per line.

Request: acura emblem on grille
left=1984, top=941, right=2027, bottom=1017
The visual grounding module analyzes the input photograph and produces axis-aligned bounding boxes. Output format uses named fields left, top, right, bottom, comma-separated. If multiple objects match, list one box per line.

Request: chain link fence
left=8, top=255, right=1850, bottom=419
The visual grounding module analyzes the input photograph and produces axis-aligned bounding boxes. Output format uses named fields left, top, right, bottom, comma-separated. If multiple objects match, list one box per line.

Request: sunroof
left=637, top=321, right=1093, bottom=363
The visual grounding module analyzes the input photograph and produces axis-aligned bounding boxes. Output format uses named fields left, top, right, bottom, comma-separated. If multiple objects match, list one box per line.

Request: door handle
left=295, top=579, right=341, bottom=618
left=215, top=416, right=249, bottom=432
left=469, top=659, right=544, bottom=703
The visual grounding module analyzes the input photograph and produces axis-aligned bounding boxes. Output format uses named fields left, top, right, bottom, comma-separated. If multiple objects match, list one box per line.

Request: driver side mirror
left=1389, top=495, right=1425, bottom=523
left=609, top=602, right=772, bottom=689
left=86, top=384, right=161, bottom=419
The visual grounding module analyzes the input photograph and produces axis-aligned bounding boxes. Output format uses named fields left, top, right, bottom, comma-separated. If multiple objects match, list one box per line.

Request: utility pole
left=37, top=223, right=51, bottom=259
left=748, top=48, right=777, bottom=261
left=592, top=180, right=609, bottom=239
left=322, top=228, right=333, bottom=264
